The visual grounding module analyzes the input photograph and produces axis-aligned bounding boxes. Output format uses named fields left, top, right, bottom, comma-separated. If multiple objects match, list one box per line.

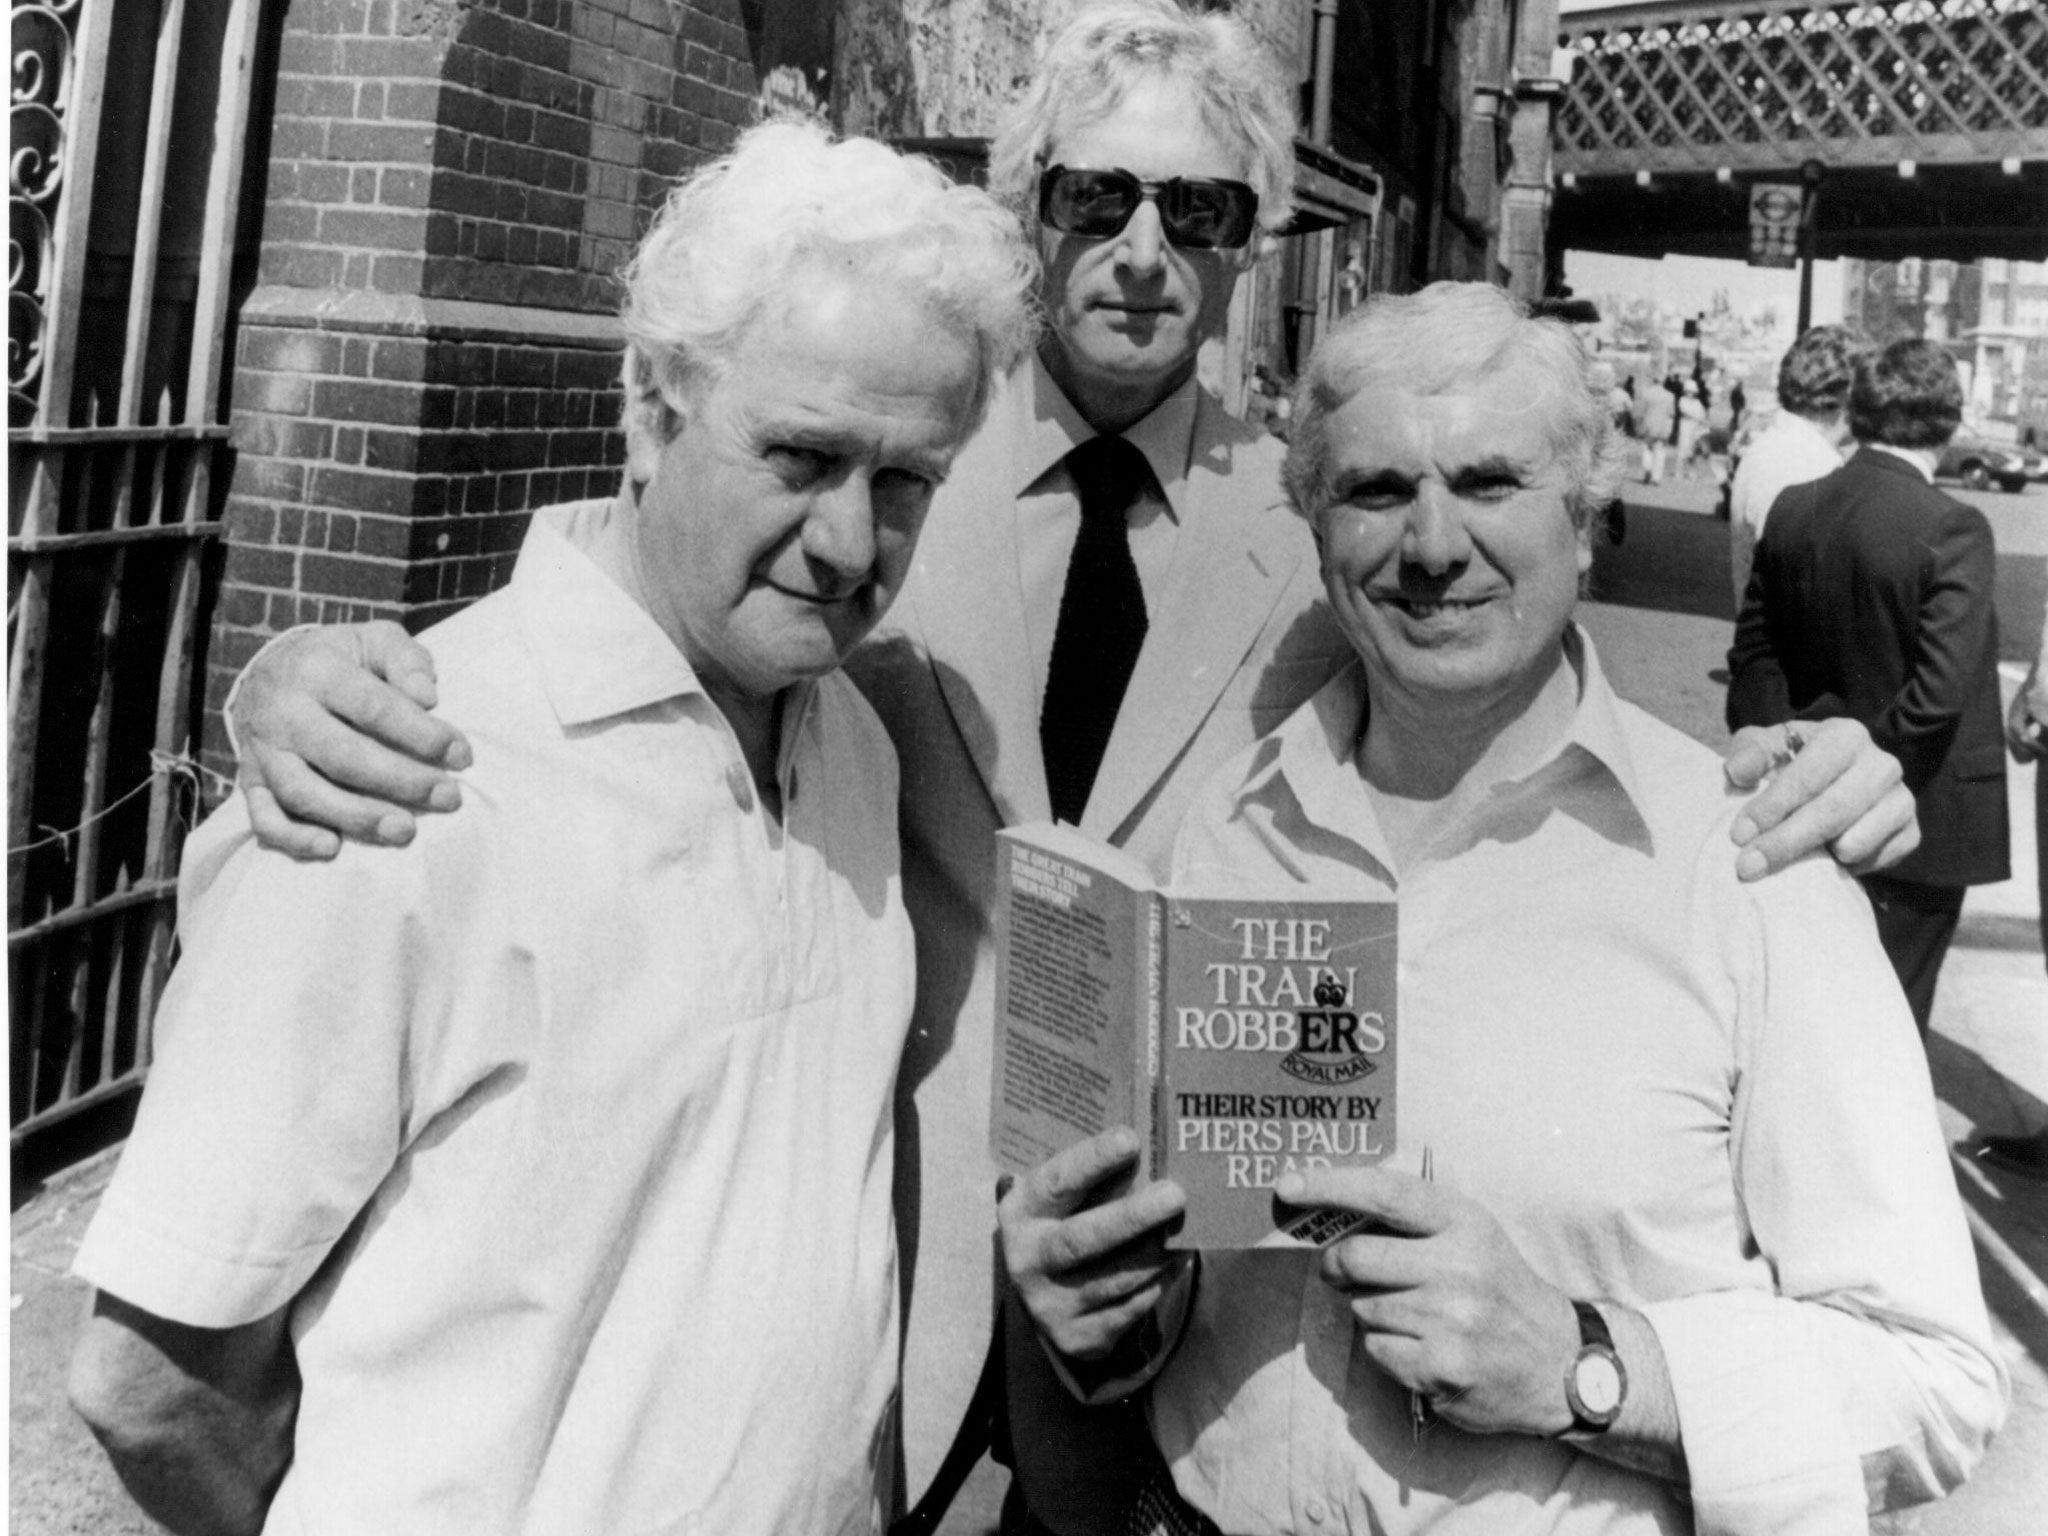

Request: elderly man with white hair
left=1004, top=284, right=2005, bottom=1536
left=65, top=121, right=1034, bottom=1536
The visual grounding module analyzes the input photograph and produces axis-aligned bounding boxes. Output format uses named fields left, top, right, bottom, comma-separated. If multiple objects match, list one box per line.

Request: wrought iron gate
left=9, top=0, right=267, bottom=1140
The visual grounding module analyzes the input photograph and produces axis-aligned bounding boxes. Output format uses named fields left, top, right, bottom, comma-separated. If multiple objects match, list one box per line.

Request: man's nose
left=1401, top=487, right=1471, bottom=574
left=803, top=478, right=879, bottom=583
left=1115, top=197, right=1168, bottom=275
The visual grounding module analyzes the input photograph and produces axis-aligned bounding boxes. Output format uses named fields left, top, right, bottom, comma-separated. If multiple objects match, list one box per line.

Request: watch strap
left=1571, top=1298, right=1614, bottom=1351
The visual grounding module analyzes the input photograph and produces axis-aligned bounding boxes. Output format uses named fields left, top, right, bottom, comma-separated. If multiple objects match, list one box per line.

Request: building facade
left=212, top=0, right=1568, bottom=779
left=1843, top=256, right=2048, bottom=437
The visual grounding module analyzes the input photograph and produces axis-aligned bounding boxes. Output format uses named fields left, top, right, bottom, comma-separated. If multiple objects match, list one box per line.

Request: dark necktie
left=1041, top=434, right=1152, bottom=825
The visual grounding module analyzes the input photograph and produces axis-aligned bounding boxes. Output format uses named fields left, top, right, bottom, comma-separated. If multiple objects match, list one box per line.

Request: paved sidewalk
left=1878, top=661, right=2048, bottom=1535
left=1873, top=718, right=2048, bottom=1536
left=11, top=1144, right=154, bottom=1534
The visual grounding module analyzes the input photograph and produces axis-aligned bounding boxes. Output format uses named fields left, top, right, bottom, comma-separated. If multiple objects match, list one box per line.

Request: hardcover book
left=990, top=821, right=1399, bottom=1248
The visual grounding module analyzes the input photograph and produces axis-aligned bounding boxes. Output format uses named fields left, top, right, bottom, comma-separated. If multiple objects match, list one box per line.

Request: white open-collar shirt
left=78, top=501, right=917, bottom=1535
left=1156, top=630, right=2004, bottom=1536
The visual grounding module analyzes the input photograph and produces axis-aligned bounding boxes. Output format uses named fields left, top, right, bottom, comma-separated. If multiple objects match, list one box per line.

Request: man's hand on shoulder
left=1283, top=1165, right=1687, bottom=1481
left=70, top=1291, right=299, bottom=1536
left=1283, top=1164, right=1580, bottom=1438
left=232, top=622, right=473, bottom=859
left=1722, top=717, right=1918, bottom=880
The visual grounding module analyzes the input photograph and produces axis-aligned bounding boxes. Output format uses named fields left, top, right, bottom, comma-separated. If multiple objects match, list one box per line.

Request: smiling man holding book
left=1000, top=283, right=2005, bottom=1536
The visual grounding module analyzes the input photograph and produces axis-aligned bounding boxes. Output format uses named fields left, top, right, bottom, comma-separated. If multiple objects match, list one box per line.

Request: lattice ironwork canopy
left=1558, top=0, right=2047, bottom=175
left=1551, top=0, right=2048, bottom=262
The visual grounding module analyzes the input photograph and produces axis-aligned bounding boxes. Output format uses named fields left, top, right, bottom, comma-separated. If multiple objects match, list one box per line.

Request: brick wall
left=203, top=0, right=762, bottom=782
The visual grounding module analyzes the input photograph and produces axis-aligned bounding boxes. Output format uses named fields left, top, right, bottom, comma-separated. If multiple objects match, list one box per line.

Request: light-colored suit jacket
left=845, top=368, right=1353, bottom=1524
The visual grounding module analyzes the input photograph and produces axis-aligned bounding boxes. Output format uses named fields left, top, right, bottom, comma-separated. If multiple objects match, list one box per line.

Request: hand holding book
left=1277, top=1162, right=1583, bottom=1439
left=997, top=1126, right=1189, bottom=1367
left=990, top=823, right=1399, bottom=1247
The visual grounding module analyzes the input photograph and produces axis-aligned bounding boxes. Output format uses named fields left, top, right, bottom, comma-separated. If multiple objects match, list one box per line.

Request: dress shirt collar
left=508, top=496, right=814, bottom=732
left=1016, top=352, right=1198, bottom=521
left=1226, top=625, right=1655, bottom=883
left=1863, top=441, right=1937, bottom=483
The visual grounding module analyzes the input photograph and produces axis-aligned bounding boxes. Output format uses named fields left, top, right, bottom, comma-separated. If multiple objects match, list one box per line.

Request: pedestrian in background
left=1729, top=338, right=2009, bottom=1033
left=1675, top=377, right=1707, bottom=478
left=1728, top=326, right=1868, bottom=609
left=1636, top=376, right=1673, bottom=483
left=1604, top=366, right=1635, bottom=439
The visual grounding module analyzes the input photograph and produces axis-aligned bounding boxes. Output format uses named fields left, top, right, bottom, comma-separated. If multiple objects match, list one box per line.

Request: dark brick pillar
left=203, top=0, right=760, bottom=784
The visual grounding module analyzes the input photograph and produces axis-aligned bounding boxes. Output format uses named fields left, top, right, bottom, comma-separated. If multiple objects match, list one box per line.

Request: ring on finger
left=1767, top=720, right=1807, bottom=772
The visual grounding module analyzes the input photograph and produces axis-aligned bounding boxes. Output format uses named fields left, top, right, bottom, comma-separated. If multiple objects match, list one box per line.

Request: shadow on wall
left=825, top=0, right=923, bottom=138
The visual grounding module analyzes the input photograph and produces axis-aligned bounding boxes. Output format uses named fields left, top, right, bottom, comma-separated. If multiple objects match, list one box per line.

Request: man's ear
left=623, top=346, right=687, bottom=486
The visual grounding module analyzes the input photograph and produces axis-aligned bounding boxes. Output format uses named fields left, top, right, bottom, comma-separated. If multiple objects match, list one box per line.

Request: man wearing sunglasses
left=218, top=4, right=1917, bottom=1532
left=860, top=12, right=1912, bottom=1528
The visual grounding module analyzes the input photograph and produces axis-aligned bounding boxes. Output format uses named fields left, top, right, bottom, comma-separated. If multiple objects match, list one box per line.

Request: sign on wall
left=1748, top=183, right=1803, bottom=269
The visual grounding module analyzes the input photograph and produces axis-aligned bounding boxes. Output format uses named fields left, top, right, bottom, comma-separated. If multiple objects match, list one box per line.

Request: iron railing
left=9, top=0, right=266, bottom=1140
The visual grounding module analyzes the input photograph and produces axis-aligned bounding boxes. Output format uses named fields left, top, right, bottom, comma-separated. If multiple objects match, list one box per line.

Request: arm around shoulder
left=70, top=1290, right=299, bottom=1536
left=229, top=620, right=471, bottom=857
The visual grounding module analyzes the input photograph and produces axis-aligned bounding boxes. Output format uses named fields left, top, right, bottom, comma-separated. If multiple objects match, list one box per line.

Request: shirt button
left=1305, top=1497, right=1327, bottom=1524
left=725, top=760, right=754, bottom=812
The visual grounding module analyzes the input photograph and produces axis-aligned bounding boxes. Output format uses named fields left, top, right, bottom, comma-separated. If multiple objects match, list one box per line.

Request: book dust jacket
left=990, top=824, right=1398, bottom=1248
left=1162, top=895, right=1397, bottom=1246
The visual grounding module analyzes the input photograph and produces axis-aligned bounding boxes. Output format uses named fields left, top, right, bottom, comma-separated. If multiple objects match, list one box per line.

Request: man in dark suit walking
left=1729, top=338, right=2010, bottom=1031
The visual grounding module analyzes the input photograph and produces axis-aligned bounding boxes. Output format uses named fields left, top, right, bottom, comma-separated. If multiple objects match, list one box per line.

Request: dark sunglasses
left=1037, top=164, right=1260, bottom=251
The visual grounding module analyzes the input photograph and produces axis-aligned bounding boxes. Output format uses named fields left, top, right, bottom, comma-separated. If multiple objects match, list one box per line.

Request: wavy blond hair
left=987, top=1, right=1296, bottom=236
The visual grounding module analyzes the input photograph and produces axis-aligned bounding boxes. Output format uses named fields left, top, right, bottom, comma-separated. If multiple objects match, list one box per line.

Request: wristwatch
left=1562, top=1299, right=1627, bottom=1434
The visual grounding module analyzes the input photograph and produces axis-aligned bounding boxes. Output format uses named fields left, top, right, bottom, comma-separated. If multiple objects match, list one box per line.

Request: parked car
left=1935, top=434, right=2033, bottom=493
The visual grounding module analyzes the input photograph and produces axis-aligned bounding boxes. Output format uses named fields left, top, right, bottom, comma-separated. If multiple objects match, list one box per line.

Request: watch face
left=1574, top=1351, right=1624, bottom=1417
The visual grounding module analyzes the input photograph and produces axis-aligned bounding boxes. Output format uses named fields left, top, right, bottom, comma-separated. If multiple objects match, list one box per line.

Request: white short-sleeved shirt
left=75, top=501, right=917, bottom=1536
left=1156, top=630, right=2004, bottom=1536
